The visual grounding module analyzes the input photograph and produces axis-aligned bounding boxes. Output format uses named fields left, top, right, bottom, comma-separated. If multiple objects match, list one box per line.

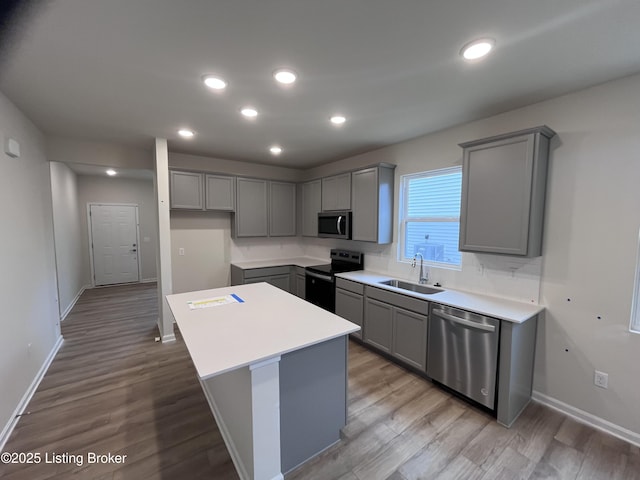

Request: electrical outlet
left=179, top=248, right=185, bottom=256
left=594, top=370, right=608, bottom=389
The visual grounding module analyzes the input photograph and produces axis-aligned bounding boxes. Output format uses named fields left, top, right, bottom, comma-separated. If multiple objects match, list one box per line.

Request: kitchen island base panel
left=280, top=336, right=347, bottom=474
left=201, top=357, right=283, bottom=480
left=199, top=337, right=349, bottom=480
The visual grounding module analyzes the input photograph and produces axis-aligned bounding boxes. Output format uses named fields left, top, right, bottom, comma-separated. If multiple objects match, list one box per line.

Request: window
left=399, top=166, right=462, bottom=268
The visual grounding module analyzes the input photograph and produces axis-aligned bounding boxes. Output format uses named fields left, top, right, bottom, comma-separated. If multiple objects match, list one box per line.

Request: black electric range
left=305, top=249, right=364, bottom=312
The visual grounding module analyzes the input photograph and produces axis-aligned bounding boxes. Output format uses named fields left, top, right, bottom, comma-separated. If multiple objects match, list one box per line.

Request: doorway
left=88, top=204, right=141, bottom=286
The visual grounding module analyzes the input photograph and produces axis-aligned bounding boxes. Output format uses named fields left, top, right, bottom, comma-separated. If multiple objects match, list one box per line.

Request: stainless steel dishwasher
left=427, top=304, right=500, bottom=410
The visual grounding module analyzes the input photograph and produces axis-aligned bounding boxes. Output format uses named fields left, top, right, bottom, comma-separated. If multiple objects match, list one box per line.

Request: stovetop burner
left=306, top=249, right=364, bottom=276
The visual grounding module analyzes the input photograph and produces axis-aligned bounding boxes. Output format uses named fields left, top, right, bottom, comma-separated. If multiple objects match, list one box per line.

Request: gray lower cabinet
left=170, top=170, right=204, bottom=209
left=295, top=268, right=306, bottom=299
left=234, top=178, right=269, bottom=237
left=321, top=173, right=351, bottom=211
left=392, top=308, right=428, bottom=371
left=205, top=174, right=235, bottom=211
left=363, top=285, right=429, bottom=372
left=364, top=298, right=393, bottom=353
left=459, top=126, right=556, bottom=257
left=265, top=273, right=291, bottom=292
left=230, top=265, right=292, bottom=293
left=351, top=165, right=395, bottom=244
left=270, top=181, right=296, bottom=237
left=301, top=180, right=322, bottom=237
left=335, top=278, right=364, bottom=340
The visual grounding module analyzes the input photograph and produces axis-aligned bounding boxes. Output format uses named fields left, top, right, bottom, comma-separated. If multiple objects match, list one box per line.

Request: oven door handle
left=306, top=270, right=334, bottom=282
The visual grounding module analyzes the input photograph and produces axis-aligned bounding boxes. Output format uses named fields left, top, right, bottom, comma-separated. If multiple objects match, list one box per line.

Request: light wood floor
left=2, top=283, right=638, bottom=480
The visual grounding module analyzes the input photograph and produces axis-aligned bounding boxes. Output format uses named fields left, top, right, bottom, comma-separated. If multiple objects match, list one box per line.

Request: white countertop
left=231, top=256, right=328, bottom=269
left=166, top=282, right=359, bottom=379
left=336, top=271, right=543, bottom=323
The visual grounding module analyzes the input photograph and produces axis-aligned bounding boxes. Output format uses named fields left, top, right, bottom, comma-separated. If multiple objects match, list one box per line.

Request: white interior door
left=90, top=204, right=140, bottom=286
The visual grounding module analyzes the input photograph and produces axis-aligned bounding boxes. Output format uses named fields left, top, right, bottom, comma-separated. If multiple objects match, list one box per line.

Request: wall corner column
left=154, top=138, right=175, bottom=343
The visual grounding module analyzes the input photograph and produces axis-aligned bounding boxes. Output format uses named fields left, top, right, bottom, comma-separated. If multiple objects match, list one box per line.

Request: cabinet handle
left=432, top=309, right=496, bottom=332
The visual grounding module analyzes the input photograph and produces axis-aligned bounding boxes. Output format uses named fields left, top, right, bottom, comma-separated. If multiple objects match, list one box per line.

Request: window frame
left=398, top=166, right=463, bottom=270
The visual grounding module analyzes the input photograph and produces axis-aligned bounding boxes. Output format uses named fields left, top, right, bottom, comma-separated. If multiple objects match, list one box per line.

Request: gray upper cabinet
left=205, top=174, right=235, bottom=211
left=351, top=164, right=395, bottom=244
left=321, top=173, right=351, bottom=211
left=234, top=178, right=296, bottom=238
left=170, top=171, right=204, bottom=210
left=270, top=181, right=297, bottom=237
left=459, top=126, right=556, bottom=257
left=301, top=180, right=322, bottom=237
left=234, top=178, right=269, bottom=237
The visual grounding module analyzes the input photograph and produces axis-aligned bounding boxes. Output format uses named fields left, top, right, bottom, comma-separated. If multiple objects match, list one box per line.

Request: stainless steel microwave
left=318, top=211, right=352, bottom=239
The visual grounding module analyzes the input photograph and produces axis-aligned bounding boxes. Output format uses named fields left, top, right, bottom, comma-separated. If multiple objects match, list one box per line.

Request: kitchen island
left=166, top=282, right=359, bottom=480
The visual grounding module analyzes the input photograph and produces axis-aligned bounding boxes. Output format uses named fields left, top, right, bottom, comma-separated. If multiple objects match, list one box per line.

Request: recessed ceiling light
left=270, top=145, right=282, bottom=155
left=241, top=107, right=258, bottom=118
left=202, top=75, right=227, bottom=90
left=330, top=115, right=346, bottom=125
left=460, top=38, right=495, bottom=60
left=178, top=129, right=195, bottom=138
left=273, top=69, right=297, bottom=85
left=106, top=169, right=117, bottom=176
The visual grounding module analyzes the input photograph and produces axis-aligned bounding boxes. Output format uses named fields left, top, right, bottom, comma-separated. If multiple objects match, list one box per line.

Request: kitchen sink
left=379, top=279, right=443, bottom=295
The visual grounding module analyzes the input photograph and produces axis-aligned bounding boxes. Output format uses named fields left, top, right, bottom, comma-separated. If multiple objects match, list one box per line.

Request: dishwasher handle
left=432, top=309, right=496, bottom=332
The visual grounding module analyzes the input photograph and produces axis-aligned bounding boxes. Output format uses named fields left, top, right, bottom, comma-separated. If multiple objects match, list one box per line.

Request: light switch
left=179, top=248, right=185, bottom=256
left=5, top=137, right=20, bottom=158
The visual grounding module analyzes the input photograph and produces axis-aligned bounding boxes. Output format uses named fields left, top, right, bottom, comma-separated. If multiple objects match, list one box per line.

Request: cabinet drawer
left=336, top=278, right=364, bottom=295
left=365, top=285, right=429, bottom=315
left=243, top=266, right=292, bottom=279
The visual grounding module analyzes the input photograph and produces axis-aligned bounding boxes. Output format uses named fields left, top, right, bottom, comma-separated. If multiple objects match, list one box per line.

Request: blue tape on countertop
left=230, top=294, right=245, bottom=303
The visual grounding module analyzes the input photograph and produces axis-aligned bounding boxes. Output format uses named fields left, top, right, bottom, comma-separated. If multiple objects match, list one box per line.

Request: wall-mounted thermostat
left=5, top=137, right=21, bottom=158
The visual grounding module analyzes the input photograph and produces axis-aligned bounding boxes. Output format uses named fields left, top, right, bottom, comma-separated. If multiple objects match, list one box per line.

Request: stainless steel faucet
left=412, top=252, right=428, bottom=284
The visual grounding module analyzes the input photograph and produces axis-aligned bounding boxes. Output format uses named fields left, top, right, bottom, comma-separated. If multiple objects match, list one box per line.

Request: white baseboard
left=156, top=317, right=176, bottom=343
left=0, top=335, right=64, bottom=452
left=141, top=277, right=157, bottom=284
left=161, top=332, right=176, bottom=343
left=532, top=390, right=640, bottom=448
left=60, top=284, right=90, bottom=321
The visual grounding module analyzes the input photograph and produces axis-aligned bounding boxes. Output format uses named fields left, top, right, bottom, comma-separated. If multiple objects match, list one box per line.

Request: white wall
left=76, top=175, right=158, bottom=284
left=49, top=162, right=86, bottom=318
left=167, top=154, right=305, bottom=291
left=0, top=90, right=61, bottom=443
left=301, top=73, right=640, bottom=440
left=170, top=211, right=232, bottom=293
left=170, top=152, right=302, bottom=182
left=47, top=136, right=152, bottom=170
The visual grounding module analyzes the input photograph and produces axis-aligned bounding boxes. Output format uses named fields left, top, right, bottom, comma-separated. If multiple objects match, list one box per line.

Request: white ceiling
left=1, top=0, right=640, bottom=169
left=65, top=163, right=153, bottom=180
